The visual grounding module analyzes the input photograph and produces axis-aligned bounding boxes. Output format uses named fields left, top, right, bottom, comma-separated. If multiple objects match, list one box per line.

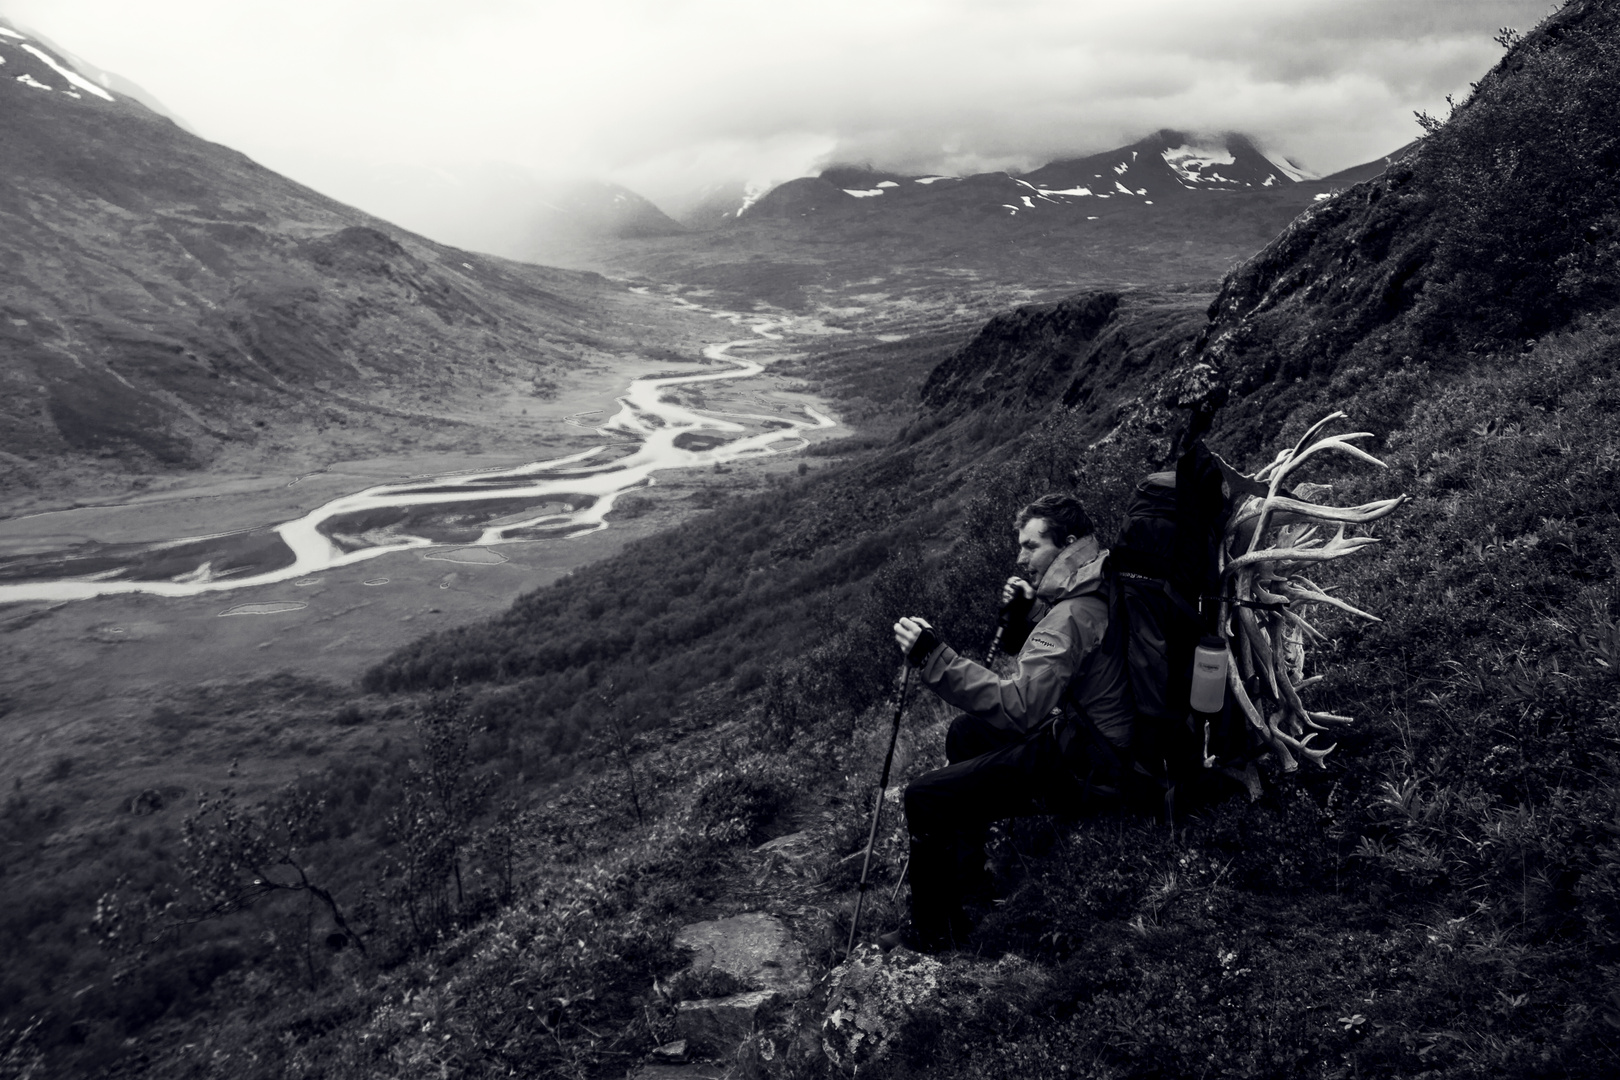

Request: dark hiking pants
left=901, top=713, right=1116, bottom=948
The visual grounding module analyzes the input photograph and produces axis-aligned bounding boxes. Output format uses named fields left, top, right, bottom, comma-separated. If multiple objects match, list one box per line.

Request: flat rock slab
left=675, top=912, right=810, bottom=996
left=676, top=988, right=778, bottom=1050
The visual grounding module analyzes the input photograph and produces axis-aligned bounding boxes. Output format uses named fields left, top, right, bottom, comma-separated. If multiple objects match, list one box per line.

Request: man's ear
left=1062, top=534, right=1078, bottom=548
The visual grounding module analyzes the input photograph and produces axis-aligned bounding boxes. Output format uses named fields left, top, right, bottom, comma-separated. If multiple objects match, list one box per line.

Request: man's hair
left=1016, top=493, right=1094, bottom=544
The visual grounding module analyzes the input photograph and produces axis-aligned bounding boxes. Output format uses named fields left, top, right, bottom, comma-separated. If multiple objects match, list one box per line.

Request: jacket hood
left=1036, top=534, right=1109, bottom=603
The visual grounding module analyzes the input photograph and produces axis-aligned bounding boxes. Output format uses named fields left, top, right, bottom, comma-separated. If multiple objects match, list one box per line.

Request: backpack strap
left=1115, top=567, right=1202, bottom=625
left=1055, top=571, right=1130, bottom=784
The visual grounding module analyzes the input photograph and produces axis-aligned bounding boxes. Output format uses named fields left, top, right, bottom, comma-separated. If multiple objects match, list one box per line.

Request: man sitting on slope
left=887, top=493, right=1132, bottom=952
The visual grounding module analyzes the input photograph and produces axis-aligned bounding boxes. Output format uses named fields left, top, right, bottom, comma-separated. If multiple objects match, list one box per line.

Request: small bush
left=688, top=756, right=797, bottom=846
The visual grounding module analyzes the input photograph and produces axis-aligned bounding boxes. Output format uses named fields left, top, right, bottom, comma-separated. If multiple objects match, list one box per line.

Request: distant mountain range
left=742, top=131, right=1322, bottom=222
left=667, top=130, right=1412, bottom=229
left=551, top=134, right=1418, bottom=314
left=284, top=130, right=1412, bottom=271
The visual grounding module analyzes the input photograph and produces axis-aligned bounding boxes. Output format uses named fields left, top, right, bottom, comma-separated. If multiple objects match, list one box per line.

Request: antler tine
left=1238, top=608, right=1282, bottom=700
left=1229, top=494, right=1407, bottom=531
left=1227, top=660, right=1298, bottom=770
left=1273, top=728, right=1335, bottom=768
left=1283, top=434, right=1388, bottom=479
left=1253, top=576, right=1289, bottom=605
left=1251, top=412, right=1348, bottom=483
left=1252, top=447, right=1295, bottom=484
left=1273, top=641, right=1315, bottom=735
left=1276, top=522, right=1322, bottom=550
left=1282, top=584, right=1383, bottom=622
left=1227, top=645, right=1268, bottom=734
left=1285, top=411, right=1349, bottom=465
left=1226, top=536, right=1381, bottom=573
left=1266, top=712, right=1301, bottom=770
left=1281, top=606, right=1330, bottom=642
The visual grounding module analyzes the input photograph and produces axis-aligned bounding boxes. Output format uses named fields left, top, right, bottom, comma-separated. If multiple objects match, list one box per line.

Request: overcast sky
left=4, top=0, right=1562, bottom=216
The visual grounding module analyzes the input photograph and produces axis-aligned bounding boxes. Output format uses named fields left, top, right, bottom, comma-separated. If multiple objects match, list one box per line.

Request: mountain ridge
left=0, top=23, right=687, bottom=506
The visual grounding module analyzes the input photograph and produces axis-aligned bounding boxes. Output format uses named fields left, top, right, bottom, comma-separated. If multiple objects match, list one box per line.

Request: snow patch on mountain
left=736, top=181, right=768, bottom=216
left=19, top=42, right=115, bottom=100
left=844, top=188, right=884, bottom=198
left=16, top=72, right=48, bottom=90
left=0, top=26, right=24, bottom=39
left=1162, top=143, right=1237, bottom=186
left=914, top=176, right=958, bottom=184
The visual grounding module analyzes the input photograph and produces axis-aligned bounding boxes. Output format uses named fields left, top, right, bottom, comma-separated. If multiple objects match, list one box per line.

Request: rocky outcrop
left=669, top=913, right=811, bottom=1056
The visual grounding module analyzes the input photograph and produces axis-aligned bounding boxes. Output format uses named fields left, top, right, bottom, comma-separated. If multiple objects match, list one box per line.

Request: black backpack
left=1108, top=438, right=1261, bottom=810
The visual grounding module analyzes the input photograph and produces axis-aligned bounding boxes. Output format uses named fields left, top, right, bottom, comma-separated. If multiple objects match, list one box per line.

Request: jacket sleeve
left=916, top=599, right=1102, bottom=736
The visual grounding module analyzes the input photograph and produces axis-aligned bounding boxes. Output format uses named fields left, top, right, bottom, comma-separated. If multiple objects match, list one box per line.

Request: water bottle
left=1189, top=635, right=1228, bottom=714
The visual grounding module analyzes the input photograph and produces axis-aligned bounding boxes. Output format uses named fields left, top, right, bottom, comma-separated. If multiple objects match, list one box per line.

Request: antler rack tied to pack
left=1109, top=411, right=1408, bottom=792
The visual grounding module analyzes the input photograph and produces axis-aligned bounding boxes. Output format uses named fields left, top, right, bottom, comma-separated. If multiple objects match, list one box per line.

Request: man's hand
left=893, top=616, right=933, bottom=655
left=1000, top=577, right=1035, bottom=608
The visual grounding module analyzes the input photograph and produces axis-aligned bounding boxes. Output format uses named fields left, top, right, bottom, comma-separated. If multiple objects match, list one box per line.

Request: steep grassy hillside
left=0, top=32, right=682, bottom=506
left=1162, top=1, right=1620, bottom=461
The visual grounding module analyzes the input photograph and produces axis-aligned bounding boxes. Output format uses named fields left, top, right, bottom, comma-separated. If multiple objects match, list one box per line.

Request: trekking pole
left=985, top=615, right=1008, bottom=666
left=890, top=855, right=910, bottom=902
left=847, top=663, right=915, bottom=956
left=985, top=580, right=1028, bottom=666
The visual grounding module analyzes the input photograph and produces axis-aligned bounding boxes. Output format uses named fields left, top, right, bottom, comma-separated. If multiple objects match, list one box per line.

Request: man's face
left=1015, top=517, right=1070, bottom=582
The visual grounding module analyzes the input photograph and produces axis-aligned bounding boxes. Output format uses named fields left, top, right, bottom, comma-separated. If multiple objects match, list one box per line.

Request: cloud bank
left=5, top=0, right=1561, bottom=215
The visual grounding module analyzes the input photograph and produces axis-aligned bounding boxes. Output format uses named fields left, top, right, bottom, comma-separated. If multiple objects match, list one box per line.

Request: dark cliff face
left=1177, top=0, right=1620, bottom=459
left=921, top=292, right=1123, bottom=414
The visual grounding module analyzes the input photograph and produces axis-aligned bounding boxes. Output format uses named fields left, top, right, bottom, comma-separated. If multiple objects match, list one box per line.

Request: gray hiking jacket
left=914, top=534, right=1134, bottom=751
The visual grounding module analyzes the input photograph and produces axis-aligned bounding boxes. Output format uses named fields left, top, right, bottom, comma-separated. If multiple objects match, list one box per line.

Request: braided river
left=0, top=311, right=833, bottom=605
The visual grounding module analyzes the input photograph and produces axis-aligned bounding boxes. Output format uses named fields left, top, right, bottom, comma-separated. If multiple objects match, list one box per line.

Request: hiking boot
left=877, top=927, right=912, bottom=952
left=878, top=924, right=946, bottom=954
left=878, top=915, right=969, bottom=954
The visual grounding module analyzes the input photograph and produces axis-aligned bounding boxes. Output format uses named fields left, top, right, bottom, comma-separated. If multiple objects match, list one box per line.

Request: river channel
left=0, top=311, right=834, bottom=605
